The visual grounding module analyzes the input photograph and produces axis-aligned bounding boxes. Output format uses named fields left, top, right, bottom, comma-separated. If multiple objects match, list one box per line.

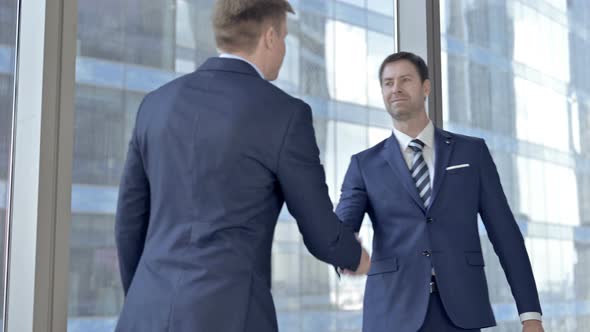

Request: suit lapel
left=428, top=128, right=454, bottom=211
left=382, top=135, right=426, bottom=212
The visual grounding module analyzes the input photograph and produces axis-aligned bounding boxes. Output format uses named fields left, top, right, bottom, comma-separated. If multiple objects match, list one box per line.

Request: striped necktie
left=409, top=139, right=431, bottom=208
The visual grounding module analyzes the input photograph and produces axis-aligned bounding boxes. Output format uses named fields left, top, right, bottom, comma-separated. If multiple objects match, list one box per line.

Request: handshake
left=340, top=234, right=371, bottom=276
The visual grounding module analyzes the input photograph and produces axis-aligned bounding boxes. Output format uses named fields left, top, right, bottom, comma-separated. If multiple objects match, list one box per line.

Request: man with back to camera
left=114, top=1, right=371, bottom=331
left=337, top=52, right=544, bottom=332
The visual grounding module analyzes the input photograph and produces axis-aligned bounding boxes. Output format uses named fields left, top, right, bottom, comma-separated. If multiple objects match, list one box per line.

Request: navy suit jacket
left=114, top=57, right=361, bottom=332
left=336, top=128, right=541, bottom=332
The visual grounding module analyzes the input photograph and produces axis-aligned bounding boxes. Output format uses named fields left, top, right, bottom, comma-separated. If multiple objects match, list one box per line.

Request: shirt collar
left=219, top=53, right=265, bottom=79
left=393, top=120, right=435, bottom=152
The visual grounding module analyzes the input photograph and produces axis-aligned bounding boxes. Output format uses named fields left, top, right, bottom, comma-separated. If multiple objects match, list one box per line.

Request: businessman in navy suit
left=336, top=52, right=544, bottom=332
left=114, top=1, right=370, bottom=331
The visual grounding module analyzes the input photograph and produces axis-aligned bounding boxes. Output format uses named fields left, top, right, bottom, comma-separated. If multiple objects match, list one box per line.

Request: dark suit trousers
left=418, top=292, right=482, bottom=332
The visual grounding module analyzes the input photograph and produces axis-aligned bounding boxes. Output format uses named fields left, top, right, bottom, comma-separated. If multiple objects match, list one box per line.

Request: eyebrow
left=382, top=74, right=413, bottom=81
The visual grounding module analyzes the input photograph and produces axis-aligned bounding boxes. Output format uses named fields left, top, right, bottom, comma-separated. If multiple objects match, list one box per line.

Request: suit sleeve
left=335, top=155, right=368, bottom=233
left=115, top=105, right=150, bottom=295
left=478, top=140, right=542, bottom=315
left=277, top=102, right=361, bottom=271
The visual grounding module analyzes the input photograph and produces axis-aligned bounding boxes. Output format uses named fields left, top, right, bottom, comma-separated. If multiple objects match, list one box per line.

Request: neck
left=393, top=110, right=430, bottom=138
left=225, top=50, right=267, bottom=79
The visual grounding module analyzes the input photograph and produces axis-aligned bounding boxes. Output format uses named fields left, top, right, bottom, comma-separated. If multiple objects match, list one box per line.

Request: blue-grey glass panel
left=441, top=0, right=590, bottom=330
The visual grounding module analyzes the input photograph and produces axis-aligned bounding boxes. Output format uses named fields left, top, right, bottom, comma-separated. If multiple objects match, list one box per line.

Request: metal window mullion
left=3, top=0, right=23, bottom=329
left=6, top=0, right=76, bottom=330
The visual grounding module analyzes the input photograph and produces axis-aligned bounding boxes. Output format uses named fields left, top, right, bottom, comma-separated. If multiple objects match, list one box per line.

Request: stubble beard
left=387, top=104, right=416, bottom=122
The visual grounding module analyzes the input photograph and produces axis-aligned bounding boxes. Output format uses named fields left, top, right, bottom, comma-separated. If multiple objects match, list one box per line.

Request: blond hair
left=213, top=0, right=294, bottom=53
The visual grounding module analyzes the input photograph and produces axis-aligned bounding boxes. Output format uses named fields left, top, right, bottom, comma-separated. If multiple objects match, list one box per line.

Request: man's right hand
left=355, top=247, right=371, bottom=275
left=522, top=320, right=544, bottom=332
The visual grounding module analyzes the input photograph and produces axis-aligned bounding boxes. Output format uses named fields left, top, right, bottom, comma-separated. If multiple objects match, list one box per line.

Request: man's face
left=267, top=17, right=287, bottom=81
left=381, top=60, right=430, bottom=121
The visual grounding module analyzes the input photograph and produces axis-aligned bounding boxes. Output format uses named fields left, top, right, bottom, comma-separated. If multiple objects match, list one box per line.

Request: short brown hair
left=213, top=0, right=294, bottom=54
left=379, top=52, right=429, bottom=84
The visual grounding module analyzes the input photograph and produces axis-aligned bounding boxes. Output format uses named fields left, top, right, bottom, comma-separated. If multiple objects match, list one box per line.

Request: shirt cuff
left=520, top=312, right=542, bottom=322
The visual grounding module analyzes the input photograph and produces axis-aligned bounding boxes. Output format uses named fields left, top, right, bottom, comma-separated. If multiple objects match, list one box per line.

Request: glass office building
left=0, top=0, right=588, bottom=331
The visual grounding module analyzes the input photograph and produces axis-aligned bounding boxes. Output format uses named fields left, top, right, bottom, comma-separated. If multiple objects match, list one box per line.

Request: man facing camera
left=114, top=1, right=370, bottom=331
left=336, top=52, right=544, bottom=332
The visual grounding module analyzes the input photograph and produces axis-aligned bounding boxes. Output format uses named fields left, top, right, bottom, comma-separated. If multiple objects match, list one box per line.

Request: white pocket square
left=446, top=164, right=470, bottom=171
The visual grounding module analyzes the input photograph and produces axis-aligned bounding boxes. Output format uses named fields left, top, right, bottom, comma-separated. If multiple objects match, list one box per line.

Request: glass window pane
left=367, top=0, right=394, bottom=16
left=327, top=20, right=368, bottom=105
left=367, top=31, right=394, bottom=108
left=0, top=0, right=18, bottom=329
left=338, top=0, right=365, bottom=9
left=441, top=0, right=590, bottom=329
left=69, top=1, right=396, bottom=331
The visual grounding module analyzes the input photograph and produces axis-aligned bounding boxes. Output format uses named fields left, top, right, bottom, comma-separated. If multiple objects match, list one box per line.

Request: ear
left=423, top=79, right=431, bottom=97
left=263, top=24, right=276, bottom=50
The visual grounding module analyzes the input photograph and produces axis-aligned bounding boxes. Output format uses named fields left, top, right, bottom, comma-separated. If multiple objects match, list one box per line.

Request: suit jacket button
left=422, top=250, right=431, bottom=257
left=427, top=218, right=434, bottom=223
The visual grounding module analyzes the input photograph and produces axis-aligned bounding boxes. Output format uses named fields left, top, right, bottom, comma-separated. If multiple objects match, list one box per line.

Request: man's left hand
left=522, top=320, right=544, bottom=332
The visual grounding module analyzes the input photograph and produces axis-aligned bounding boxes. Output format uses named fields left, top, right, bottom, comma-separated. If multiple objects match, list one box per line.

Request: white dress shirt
left=219, top=53, right=264, bottom=79
left=392, top=121, right=435, bottom=186
left=391, top=121, right=541, bottom=323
